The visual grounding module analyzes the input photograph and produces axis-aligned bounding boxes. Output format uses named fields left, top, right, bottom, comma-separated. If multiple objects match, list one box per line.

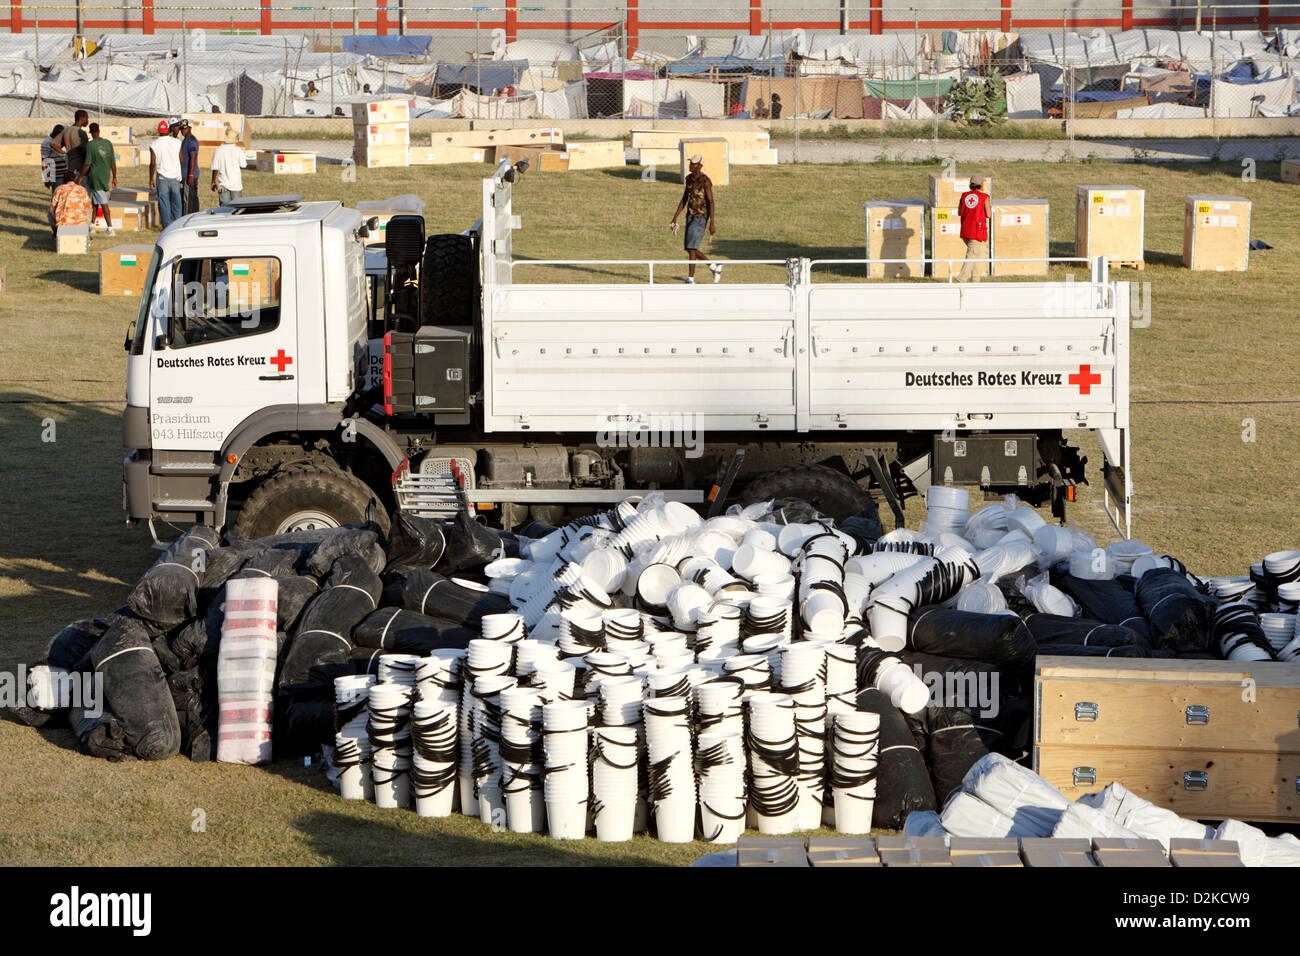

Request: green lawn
left=0, top=156, right=1295, bottom=865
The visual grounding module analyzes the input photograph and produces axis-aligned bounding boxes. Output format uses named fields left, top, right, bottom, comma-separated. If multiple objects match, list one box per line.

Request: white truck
left=123, top=162, right=1132, bottom=540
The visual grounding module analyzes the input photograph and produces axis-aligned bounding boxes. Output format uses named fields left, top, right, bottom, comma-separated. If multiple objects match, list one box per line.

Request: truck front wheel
left=740, top=464, right=871, bottom=522
left=232, top=467, right=389, bottom=538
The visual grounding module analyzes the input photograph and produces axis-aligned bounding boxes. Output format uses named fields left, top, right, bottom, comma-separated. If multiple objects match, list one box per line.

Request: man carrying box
left=956, top=174, right=990, bottom=283
left=210, top=127, right=247, bottom=205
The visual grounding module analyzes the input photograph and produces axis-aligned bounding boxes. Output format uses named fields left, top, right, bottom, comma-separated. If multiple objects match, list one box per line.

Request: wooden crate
left=1282, top=160, right=1300, bottom=184
left=430, top=127, right=564, bottom=149
left=408, top=147, right=488, bottom=166
left=99, top=125, right=133, bottom=145
left=93, top=202, right=146, bottom=232
left=927, top=173, right=991, bottom=208
left=1183, top=195, right=1251, bottom=272
left=490, top=144, right=569, bottom=172
left=564, top=139, right=625, bottom=170
left=0, top=142, right=42, bottom=165
left=1034, top=656, right=1300, bottom=823
left=255, top=150, right=317, bottom=174
left=1075, top=185, right=1145, bottom=264
left=864, top=199, right=925, bottom=278
left=636, top=147, right=680, bottom=168
left=351, top=98, right=411, bottom=125
left=631, top=128, right=769, bottom=151
left=183, top=112, right=246, bottom=145
left=56, top=224, right=89, bottom=254
left=356, top=197, right=426, bottom=247
left=730, top=147, right=779, bottom=165
left=98, top=245, right=153, bottom=295
left=111, top=144, right=140, bottom=168
left=991, top=198, right=1050, bottom=276
left=679, top=137, right=729, bottom=187
left=930, top=207, right=986, bottom=279
left=354, top=143, right=410, bottom=169
left=354, top=122, right=410, bottom=148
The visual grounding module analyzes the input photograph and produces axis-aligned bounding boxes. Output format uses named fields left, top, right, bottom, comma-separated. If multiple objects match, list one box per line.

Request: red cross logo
left=270, top=349, right=293, bottom=373
left=1069, top=363, right=1102, bottom=395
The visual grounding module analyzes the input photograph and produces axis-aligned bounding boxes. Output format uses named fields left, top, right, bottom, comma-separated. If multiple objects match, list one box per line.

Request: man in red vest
left=956, top=174, right=990, bottom=282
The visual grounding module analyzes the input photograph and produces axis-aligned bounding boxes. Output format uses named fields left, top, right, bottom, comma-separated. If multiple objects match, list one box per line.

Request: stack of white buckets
left=328, top=492, right=960, bottom=842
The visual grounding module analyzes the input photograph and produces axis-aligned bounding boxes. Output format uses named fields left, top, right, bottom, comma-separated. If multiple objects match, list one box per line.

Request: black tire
left=421, top=233, right=478, bottom=327
left=740, top=464, right=871, bottom=522
left=232, top=466, right=389, bottom=539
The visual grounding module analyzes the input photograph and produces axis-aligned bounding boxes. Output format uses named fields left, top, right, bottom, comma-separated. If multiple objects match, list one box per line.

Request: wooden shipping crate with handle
left=99, top=245, right=154, bottom=295
left=678, top=137, right=729, bottom=187
left=864, top=199, right=925, bottom=279
left=1279, top=159, right=1300, bottom=184
left=1183, top=195, right=1251, bottom=272
left=256, top=150, right=317, bottom=174
left=990, top=198, right=1050, bottom=276
left=1075, top=185, right=1145, bottom=265
left=490, top=144, right=570, bottom=172
left=431, top=127, right=564, bottom=149
left=1034, top=655, right=1300, bottom=823
left=408, top=147, right=487, bottom=166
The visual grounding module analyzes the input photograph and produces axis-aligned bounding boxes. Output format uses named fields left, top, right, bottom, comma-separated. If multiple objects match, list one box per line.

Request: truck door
left=148, top=246, right=298, bottom=452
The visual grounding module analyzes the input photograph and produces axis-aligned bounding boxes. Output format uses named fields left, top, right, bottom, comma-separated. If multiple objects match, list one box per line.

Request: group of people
left=40, top=110, right=247, bottom=243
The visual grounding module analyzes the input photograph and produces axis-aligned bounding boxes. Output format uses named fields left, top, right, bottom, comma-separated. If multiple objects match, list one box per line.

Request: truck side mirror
left=123, top=320, right=135, bottom=353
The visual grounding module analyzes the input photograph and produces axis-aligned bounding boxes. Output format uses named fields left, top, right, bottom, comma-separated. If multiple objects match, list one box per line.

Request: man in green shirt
left=80, top=122, right=118, bottom=235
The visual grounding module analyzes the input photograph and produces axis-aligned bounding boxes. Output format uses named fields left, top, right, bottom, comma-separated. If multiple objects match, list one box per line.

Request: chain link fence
left=1, top=2, right=1298, bottom=167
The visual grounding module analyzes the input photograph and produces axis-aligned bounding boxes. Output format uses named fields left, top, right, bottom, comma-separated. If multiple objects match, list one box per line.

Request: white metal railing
left=508, top=258, right=794, bottom=284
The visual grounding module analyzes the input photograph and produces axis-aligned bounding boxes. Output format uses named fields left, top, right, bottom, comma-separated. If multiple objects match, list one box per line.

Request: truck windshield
left=171, top=255, right=282, bottom=348
left=129, top=246, right=162, bottom=355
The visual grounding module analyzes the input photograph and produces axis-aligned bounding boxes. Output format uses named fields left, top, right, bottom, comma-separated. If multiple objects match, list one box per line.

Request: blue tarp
left=434, top=60, right=528, bottom=91
left=662, top=56, right=787, bottom=77
left=341, top=35, right=430, bottom=57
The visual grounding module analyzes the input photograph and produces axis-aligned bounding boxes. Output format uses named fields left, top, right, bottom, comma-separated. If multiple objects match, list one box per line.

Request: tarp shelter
left=1210, top=75, right=1295, bottom=116
left=433, top=60, right=528, bottom=94
left=863, top=76, right=955, bottom=99
left=663, top=56, right=787, bottom=77
left=741, top=75, right=865, bottom=118
left=1003, top=71, right=1043, bottom=118
left=342, top=36, right=431, bottom=57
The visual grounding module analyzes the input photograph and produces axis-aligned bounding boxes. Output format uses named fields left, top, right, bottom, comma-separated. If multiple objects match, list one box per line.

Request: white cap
left=688, top=153, right=703, bottom=164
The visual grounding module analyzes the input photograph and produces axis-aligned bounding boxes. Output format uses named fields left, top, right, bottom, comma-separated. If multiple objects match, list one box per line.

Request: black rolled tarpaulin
left=91, top=614, right=182, bottom=761
left=1035, top=643, right=1149, bottom=657
left=382, top=567, right=512, bottom=628
left=44, top=618, right=110, bottom=671
left=855, top=687, right=936, bottom=829
left=1049, top=567, right=1151, bottom=639
left=906, top=606, right=1038, bottom=671
left=168, top=667, right=215, bottom=762
left=353, top=607, right=476, bottom=655
left=384, top=510, right=447, bottom=572
left=125, top=525, right=222, bottom=628
left=1134, top=566, right=1215, bottom=653
left=1024, top=613, right=1150, bottom=653
left=436, top=507, right=515, bottom=575
left=279, top=555, right=382, bottom=695
left=239, top=548, right=302, bottom=578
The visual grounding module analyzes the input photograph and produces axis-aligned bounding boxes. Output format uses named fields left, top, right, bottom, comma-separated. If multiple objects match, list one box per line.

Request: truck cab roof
left=170, top=197, right=347, bottom=233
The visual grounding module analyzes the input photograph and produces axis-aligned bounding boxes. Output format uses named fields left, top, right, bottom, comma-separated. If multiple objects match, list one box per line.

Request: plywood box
left=112, top=145, right=139, bottom=168
left=0, top=142, right=42, bottom=165
left=408, top=147, right=487, bottom=166
left=184, top=112, right=246, bottom=145
left=737, top=837, right=808, bottom=867
left=98, top=245, right=153, bottom=295
left=564, top=139, right=625, bottom=170
left=1021, top=847, right=1096, bottom=868
left=491, top=144, right=570, bottom=172
left=354, top=122, right=410, bottom=148
left=1075, top=185, right=1145, bottom=263
left=352, top=99, right=411, bottom=125
left=679, top=137, right=729, bottom=187
left=56, top=224, right=89, bottom=254
left=875, top=836, right=948, bottom=852
left=354, top=143, right=410, bottom=169
left=1094, top=848, right=1171, bottom=867
left=93, top=202, right=145, bottom=232
left=952, top=852, right=1023, bottom=867
left=805, top=837, right=880, bottom=866
left=865, top=199, right=925, bottom=278
left=256, top=150, right=317, bottom=174
left=991, top=198, right=1049, bottom=276
left=1171, top=852, right=1246, bottom=867
left=730, top=147, right=779, bottom=165
left=949, top=838, right=1021, bottom=856
left=879, top=848, right=952, bottom=866
left=431, top=128, right=564, bottom=149
left=1282, top=159, right=1300, bottom=184
left=632, top=129, right=769, bottom=151
left=100, top=125, right=133, bottom=145
left=197, top=144, right=217, bottom=172
left=1183, top=195, right=1251, bottom=272
left=1034, top=656, right=1300, bottom=823
left=636, top=147, right=680, bottom=168
left=928, top=173, right=991, bottom=207
left=111, top=186, right=154, bottom=203
left=931, top=206, right=986, bottom=279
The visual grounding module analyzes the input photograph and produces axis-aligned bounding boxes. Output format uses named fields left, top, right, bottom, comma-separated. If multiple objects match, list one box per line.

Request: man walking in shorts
left=669, top=154, right=722, bottom=285
left=81, top=122, right=118, bottom=234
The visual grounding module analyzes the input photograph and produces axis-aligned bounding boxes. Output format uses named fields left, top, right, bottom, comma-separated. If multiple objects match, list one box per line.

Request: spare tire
left=740, top=464, right=869, bottom=522
left=421, top=233, right=478, bottom=327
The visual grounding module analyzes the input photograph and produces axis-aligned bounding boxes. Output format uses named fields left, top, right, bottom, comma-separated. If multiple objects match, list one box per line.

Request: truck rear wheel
left=422, top=234, right=478, bottom=326
left=740, top=464, right=870, bottom=522
left=232, top=467, right=389, bottom=538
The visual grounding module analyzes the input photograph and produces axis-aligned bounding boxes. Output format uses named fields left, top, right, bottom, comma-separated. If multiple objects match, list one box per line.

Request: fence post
left=1001, top=0, right=1011, bottom=32
left=352, top=0, right=358, bottom=35
left=1259, top=0, right=1270, bottom=31
left=181, top=8, right=189, bottom=113
left=142, top=0, right=154, bottom=35
left=749, top=0, right=761, bottom=36
left=10, top=0, right=18, bottom=34
left=870, top=0, right=882, bottom=35
left=627, top=0, right=639, bottom=55
left=377, top=1, right=387, bottom=36
left=505, top=0, right=517, bottom=43
left=261, top=0, right=272, bottom=35
left=34, top=17, right=40, bottom=115
left=330, top=17, right=335, bottom=117
left=1120, top=0, right=1132, bottom=31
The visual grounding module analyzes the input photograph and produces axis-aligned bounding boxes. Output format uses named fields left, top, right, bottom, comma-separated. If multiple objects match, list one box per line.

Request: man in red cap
left=149, top=118, right=183, bottom=228
left=956, top=174, right=990, bottom=283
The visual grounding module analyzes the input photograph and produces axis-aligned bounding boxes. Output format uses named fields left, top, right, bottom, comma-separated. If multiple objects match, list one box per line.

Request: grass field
left=1, top=155, right=1296, bottom=866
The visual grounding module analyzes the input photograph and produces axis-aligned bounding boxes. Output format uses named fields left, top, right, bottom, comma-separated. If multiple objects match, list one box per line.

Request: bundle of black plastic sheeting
left=1024, top=613, right=1150, bottom=654
left=854, top=687, right=936, bottom=829
left=384, top=510, right=447, bottom=572
left=69, top=698, right=130, bottom=760
left=125, top=526, right=222, bottom=628
left=837, top=503, right=884, bottom=554
left=239, top=547, right=302, bottom=578
left=7, top=618, right=105, bottom=727
left=279, top=555, right=381, bottom=695
left=1134, top=566, right=1215, bottom=653
left=1036, top=643, right=1151, bottom=658
left=167, top=668, right=215, bottom=762
left=90, top=613, right=182, bottom=760
left=353, top=608, right=476, bottom=655
left=995, top=581, right=1038, bottom=618
left=436, top=505, right=520, bottom=574
left=900, top=652, right=1006, bottom=804
left=1049, top=567, right=1152, bottom=640
left=226, top=524, right=386, bottom=578
left=382, top=568, right=512, bottom=629
left=906, top=606, right=1038, bottom=671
